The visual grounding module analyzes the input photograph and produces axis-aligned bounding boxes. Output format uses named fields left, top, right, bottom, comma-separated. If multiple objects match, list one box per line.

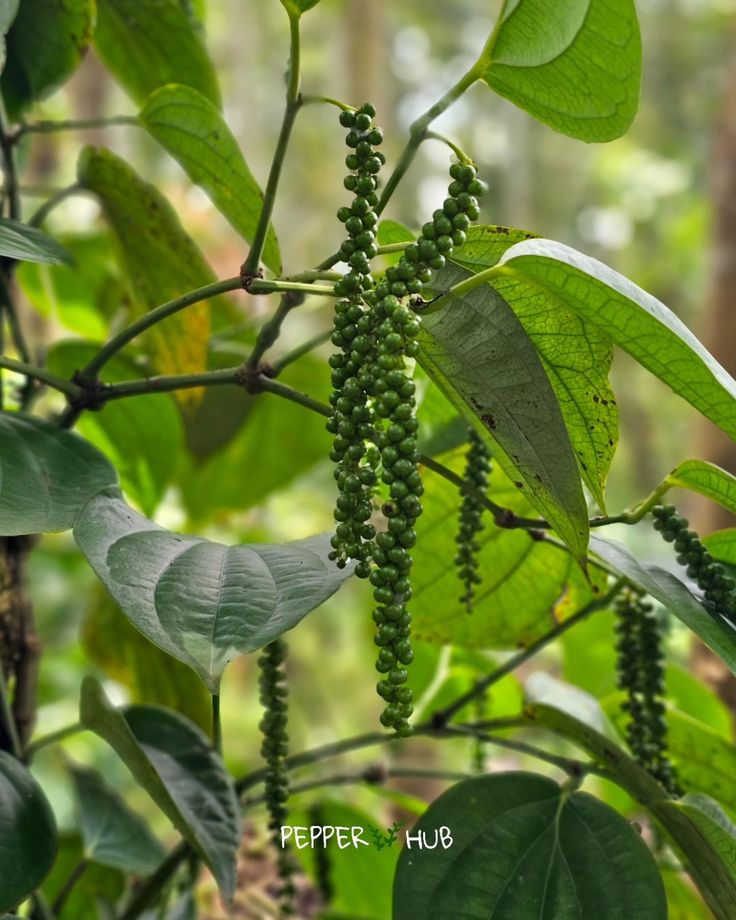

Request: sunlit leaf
left=666, top=460, right=736, bottom=518
left=478, top=0, right=641, bottom=142
left=420, top=262, right=589, bottom=558
left=77, top=146, right=217, bottom=405
left=494, top=239, right=736, bottom=440
left=452, top=227, right=617, bottom=511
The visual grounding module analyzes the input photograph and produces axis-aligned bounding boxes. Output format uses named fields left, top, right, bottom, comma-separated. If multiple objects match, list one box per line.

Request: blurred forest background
left=13, top=0, right=736, bottom=913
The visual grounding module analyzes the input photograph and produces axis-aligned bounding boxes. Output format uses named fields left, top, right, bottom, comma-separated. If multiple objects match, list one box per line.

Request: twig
left=0, top=659, right=22, bottom=758
left=0, top=355, right=83, bottom=399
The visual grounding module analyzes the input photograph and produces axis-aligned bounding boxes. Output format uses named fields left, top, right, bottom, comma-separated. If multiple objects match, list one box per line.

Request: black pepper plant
left=0, top=2, right=735, bottom=919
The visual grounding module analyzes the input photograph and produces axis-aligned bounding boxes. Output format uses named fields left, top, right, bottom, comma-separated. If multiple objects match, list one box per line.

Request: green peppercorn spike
left=454, top=429, right=491, bottom=612
left=614, top=591, right=681, bottom=796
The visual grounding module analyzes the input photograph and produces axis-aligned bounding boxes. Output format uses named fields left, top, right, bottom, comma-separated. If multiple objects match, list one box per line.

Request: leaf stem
left=29, top=182, right=83, bottom=228
left=52, top=858, right=89, bottom=915
left=241, top=10, right=302, bottom=277
left=0, top=660, right=22, bottom=759
left=270, top=329, right=331, bottom=375
left=17, top=115, right=139, bottom=137
left=101, top=367, right=241, bottom=401
left=117, top=842, right=189, bottom=920
left=83, top=277, right=242, bottom=378
left=248, top=278, right=336, bottom=297
left=211, top=693, right=222, bottom=753
left=25, top=721, right=84, bottom=759
left=0, top=355, right=83, bottom=399
left=375, top=63, right=481, bottom=217
left=432, top=579, right=626, bottom=724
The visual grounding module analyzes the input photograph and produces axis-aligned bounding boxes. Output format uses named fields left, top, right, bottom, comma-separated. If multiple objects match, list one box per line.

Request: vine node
left=237, top=363, right=274, bottom=395
left=68, top=372, right=108, bottom=412
left=239, top=264, right=264, bottom=291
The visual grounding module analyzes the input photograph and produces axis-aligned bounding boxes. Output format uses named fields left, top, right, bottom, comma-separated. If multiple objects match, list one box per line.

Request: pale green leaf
left=0, top=217, right=72, bottom=265
left=479, top=0, right=641, bottom=142
left=666, top=460, right=736, bottom=517
left=140, top=84, right=280, bottom=274
left=495, top=239, right=736, bottom=440
left=420, top=261, right=589, bottom=558
left=73, top=489, right=353, bottom=691
left=452, top=226, right=617, bottom=511
left=77, top=146, right=216, bottom=400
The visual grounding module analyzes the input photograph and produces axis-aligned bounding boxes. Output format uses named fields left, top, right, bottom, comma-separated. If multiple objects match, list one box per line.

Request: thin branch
left=0, top=659, right=22, bottom=758
left=78, top=277, right=243, bottom=381
left=0, top=97, right=20, bottom=220
left=25, top=721, right=84, bottom=760
left=101, top=367, right=241, bottom=402
left=248, top=279, right=336, bottom=297
left=52, top=859, right=89, bottom=915
left=433, top=579, right=626, bottom=724
left=0, top=355, right=83, bottom=399
left=270, top=329, right=331, bottom=375
left=241, top=10, right=302, bottom=277
left=17, top=115, right=139, bottom=137
left=29, top=183, right=83, bottom=228
left=116, top=842, right=188, bottom=920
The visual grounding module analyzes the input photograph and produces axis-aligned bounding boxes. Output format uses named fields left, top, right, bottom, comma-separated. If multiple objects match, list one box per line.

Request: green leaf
left=41, top=832, right=125, bottom=920
left=479, top=0, right=641, bottom=142
left=661, top=867, right=711, bottom=920
left=0, top=751, right=58, bottom=913
left=1, top=0, right=94, bottom=118
left=675, top=794, right=736, bottom=874
left=95, top=0, right=220, bottom=108
left=494, top=239, right=736, bottom=441
left=392, top=772, right=666, bottom=920
left=412, top=446, right=577, bottom=648
left=666, top=460, right=736, bottom=517
left=664, top=666, right=733, bottom=739
left=82, top=586, right=212, bottom=733
left=452, top=227, right=617, bottom=511
left=69, top=764, right=166, bottom=875
left=525, top=703, right=736, bottom=918
left=704, top=528, right=736, bottom=568
left=280, top=0, right=322, bottom=16
left=590, top=535, right=736, bottom=673
left=0, top=217, right=72, bottom=265
left=17, top=233, right=123, bottom=339
left=420, top=261, right=589, bottom=558
left=74, top=489, right=353, bottom=691
left=0, top=412, right=118, bottom=536
left=79, top=677, right=240, bottom=901
left=48, top=341, right=185, bottom=516
left=0, top=1, right=18, bottom=36
left=179, top=355, right=332, bottom=521
left=77, top=146, right=217, bottom=397
left=140, top=84, right=281, bottom=274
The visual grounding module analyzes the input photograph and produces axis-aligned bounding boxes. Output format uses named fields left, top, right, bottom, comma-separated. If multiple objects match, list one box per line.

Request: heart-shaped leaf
left=140, top=84, right=281, bottom=274
left=478, top=0, right=641, bottom=142
left=451, top=227, right=618, bottom=511
left=0, top=218, right=72, bottom=265
left=0, top=751, right=58, bottom=912
left=392, top=771, right=666, bottom=919
left=74, top=489, right=353, bottom=691
left=494, top=239, right=736, bottom=441
left=420, top=262, right=589, bottom=559
left=94, top=0, right=220, bottom=107
left=80, top=677, right=240, bottom=902
left=0, top=412, right=118, bottom=536
left=69, top=764, right=166, bottom=875
left=590, top=535, right=736, bottom=673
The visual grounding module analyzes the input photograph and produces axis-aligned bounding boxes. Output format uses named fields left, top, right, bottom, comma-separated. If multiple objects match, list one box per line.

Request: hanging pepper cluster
left=454, top=429, right=492, bottom=612
left=258, top=638, right=296, bottom=914
left=327, top=105, right=486, bottom=735
left=614, top=591, right=680, bottom=796
left=652, top=504, right=736, bottom=623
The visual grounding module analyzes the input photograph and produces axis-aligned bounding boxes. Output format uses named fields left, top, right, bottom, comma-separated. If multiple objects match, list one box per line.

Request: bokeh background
left=11, top=1, right=736, bottom=915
